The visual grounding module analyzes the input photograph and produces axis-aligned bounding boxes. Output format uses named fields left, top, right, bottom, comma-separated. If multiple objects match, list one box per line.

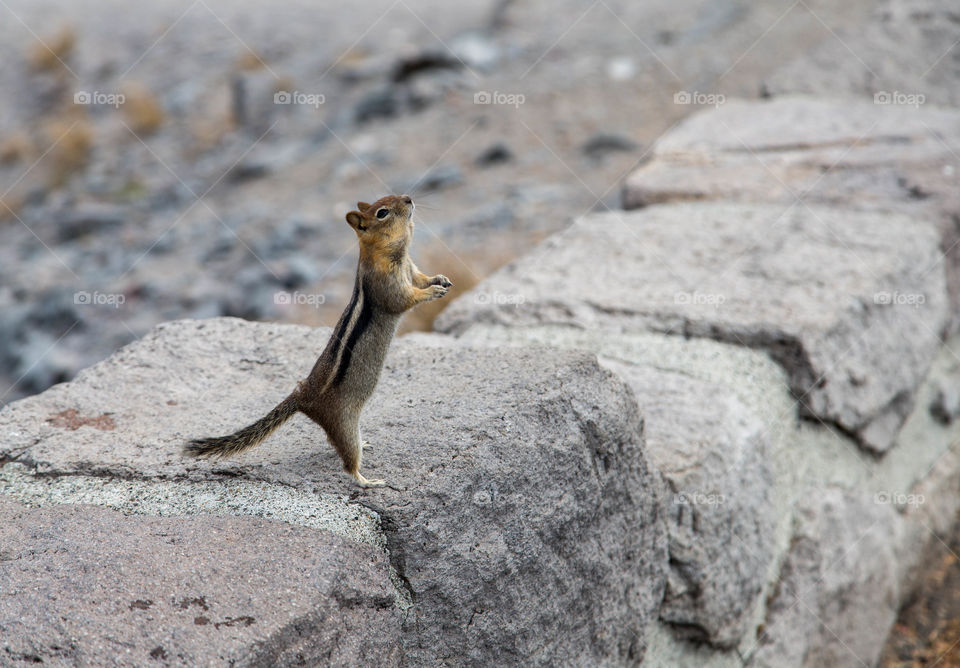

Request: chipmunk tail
left=183, top=391, right=300, bottom=460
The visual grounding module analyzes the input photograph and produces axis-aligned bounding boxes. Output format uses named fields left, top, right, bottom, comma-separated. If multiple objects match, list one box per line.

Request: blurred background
left=0, top=0, right=955, bottom=406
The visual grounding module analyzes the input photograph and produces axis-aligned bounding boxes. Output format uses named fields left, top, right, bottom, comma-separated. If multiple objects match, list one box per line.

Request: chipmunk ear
left=356, top=201, right=371, bottom=211
left=346, top=210, right=367, bottom=232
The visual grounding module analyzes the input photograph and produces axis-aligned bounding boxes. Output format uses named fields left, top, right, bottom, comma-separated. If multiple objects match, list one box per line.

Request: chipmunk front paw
left=431, top=274, right=453, bottom=288
left=429, top=284, right=449, bottom=300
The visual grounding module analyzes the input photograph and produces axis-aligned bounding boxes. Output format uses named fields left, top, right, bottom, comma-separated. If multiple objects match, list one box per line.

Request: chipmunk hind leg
left=308, top=409, right=384, bottom=487
left=341, top=430, right=385, bottom=487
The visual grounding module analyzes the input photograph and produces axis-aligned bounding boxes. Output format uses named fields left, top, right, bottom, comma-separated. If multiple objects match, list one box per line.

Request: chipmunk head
left=345, top=194, right=414, bottom=238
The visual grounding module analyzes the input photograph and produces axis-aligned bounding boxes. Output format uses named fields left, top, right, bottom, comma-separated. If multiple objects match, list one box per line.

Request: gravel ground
left=0, top=0, right=877, bottom=404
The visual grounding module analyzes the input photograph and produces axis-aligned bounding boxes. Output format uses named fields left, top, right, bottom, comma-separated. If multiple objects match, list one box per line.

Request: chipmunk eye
left=376, top=208, right=390, bottom=219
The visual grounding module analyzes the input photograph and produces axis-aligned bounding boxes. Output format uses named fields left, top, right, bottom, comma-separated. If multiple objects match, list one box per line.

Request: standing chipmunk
left=183, top=194, right=451, bottom=486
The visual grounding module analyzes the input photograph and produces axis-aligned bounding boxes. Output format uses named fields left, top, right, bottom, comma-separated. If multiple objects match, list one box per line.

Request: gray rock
left=0, top=287, right=86, bottom=397
left=475, top=142, right=514, bottom=167
left=930, top=381, right=960, bottom=425
left=391, top=50, right=462, bottom=83
left=748, top=488, right=898, bottom=668
left=0, top=317, right=668, bottom=665
left=582, top=132, right=639, bottom=159
left=762, top=0, right=960, bottom=108
left=53, top=203, right=127, bottom=241
left=0, top=495, right=401, bottom=667
left=229, top=70, right=294, bottom=135
left=450, top=31, right=501, bottom=72
left=436, top=202, right=950, bottom=455
left=354, top=87, right=400, bottom=123
left=621, top=97, right=960, bottom=320
left=401, top=163, right=463, bottom=193
left=406, top=70, right=468, bottom=111
left=253, top=218, right=317, bottom=260
left=603, top=359, right=775, bottom=648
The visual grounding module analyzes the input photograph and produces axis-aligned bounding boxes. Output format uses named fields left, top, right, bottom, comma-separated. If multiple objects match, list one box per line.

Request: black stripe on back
left=333, top=279, right=373, bottom=386
left=329, top=274, right=361, bottom=354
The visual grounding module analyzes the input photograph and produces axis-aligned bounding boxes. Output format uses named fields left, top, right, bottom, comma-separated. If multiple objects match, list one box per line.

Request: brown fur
left=183, top=194, right=452, bottom=486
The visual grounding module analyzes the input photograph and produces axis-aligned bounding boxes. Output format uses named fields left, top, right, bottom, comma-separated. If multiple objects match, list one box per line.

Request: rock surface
left=748, top=488, right=898, bottom=668
left=0, top=317, right=668, bottom=666
left=762, top=0, right=960, bottom=108
left=0, top=496, right=401, bottom=667
left=621, top=97, right=960, bottom=319
left=437, top=202, right=950, bottom=454
left=603, top=359, right=775, bottom=648
left=433, top=96, right=960, bottom=665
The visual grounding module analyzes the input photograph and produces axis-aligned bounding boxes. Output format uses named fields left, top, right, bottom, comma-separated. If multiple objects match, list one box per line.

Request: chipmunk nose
left=401, top=195, right=412, bottom=205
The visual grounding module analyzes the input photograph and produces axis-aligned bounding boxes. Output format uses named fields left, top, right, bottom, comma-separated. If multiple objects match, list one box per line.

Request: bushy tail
left=183, top=392, right=300, bottom=459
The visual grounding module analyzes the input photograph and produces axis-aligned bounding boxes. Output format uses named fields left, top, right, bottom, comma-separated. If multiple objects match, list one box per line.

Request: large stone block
left=0, top=317, right=668, bottom=666
left=603, top=359, right=775, bottom=648
left=0, top=495, right=401, bottom=667
left=762, top=0, right=960, bottom=109
left=748, top=488, right=899, bottom=668
left=622, top=97, right=960, bottom=318
left=436, top=203, right=949, bottom=454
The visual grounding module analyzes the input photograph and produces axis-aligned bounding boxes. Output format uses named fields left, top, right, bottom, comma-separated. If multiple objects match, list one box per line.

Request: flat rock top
left=436, top=201, right=948, bottom=453
left=650, top=97, right=960, bottom=155
left=1, top=318, right=639, bottom=492
left=622, top=98, right=960, bottom=218
left=437, top=201, right=944, bottom=338
left=0, top=317, right=666, bottom=665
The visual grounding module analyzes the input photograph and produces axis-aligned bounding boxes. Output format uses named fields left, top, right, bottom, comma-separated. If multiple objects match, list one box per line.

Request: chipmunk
left=183, top=194, right=451, bottom=486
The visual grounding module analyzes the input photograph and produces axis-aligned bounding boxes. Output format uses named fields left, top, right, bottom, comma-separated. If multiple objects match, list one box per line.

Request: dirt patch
left=46, top=409, right=116, bottom=431
left=880, top=512, right=960, bottom=667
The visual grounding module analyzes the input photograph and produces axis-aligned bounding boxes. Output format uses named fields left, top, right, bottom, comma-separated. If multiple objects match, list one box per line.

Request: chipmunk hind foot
left=353, top=471, right=386, bottom=487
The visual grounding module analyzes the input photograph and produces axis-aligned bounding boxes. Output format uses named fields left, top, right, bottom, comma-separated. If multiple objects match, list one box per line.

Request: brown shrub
left=0, top=132, right=32, bottom=164
left=237, top=50, right=268, bottom=71
left=0, top=193, right=24, bottom=221
left=42, top=116, right=94, bottom=185
left=28, top=25, right=75, bottom=72
left=398, top=244, right=488, bottom=334
left=122, top=82, right=166, bottom=135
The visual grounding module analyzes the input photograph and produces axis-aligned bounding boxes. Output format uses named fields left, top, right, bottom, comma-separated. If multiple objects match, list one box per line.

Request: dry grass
left=188, top=111, right=234, bottom=154
left=237, top=50, right=267, bottom=71
left=273, top=75, right=296, bottom=96
left=28, top=25, right=76, bottom=72
left=42, top=116, right=93, bottom=185
left=0, top=132, right=32, bottom=165
left=0, top=193, right=24, bottom=221
left=399, top=244, right=508, bottom=334
left=122, top=82, right=166, bottom=135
